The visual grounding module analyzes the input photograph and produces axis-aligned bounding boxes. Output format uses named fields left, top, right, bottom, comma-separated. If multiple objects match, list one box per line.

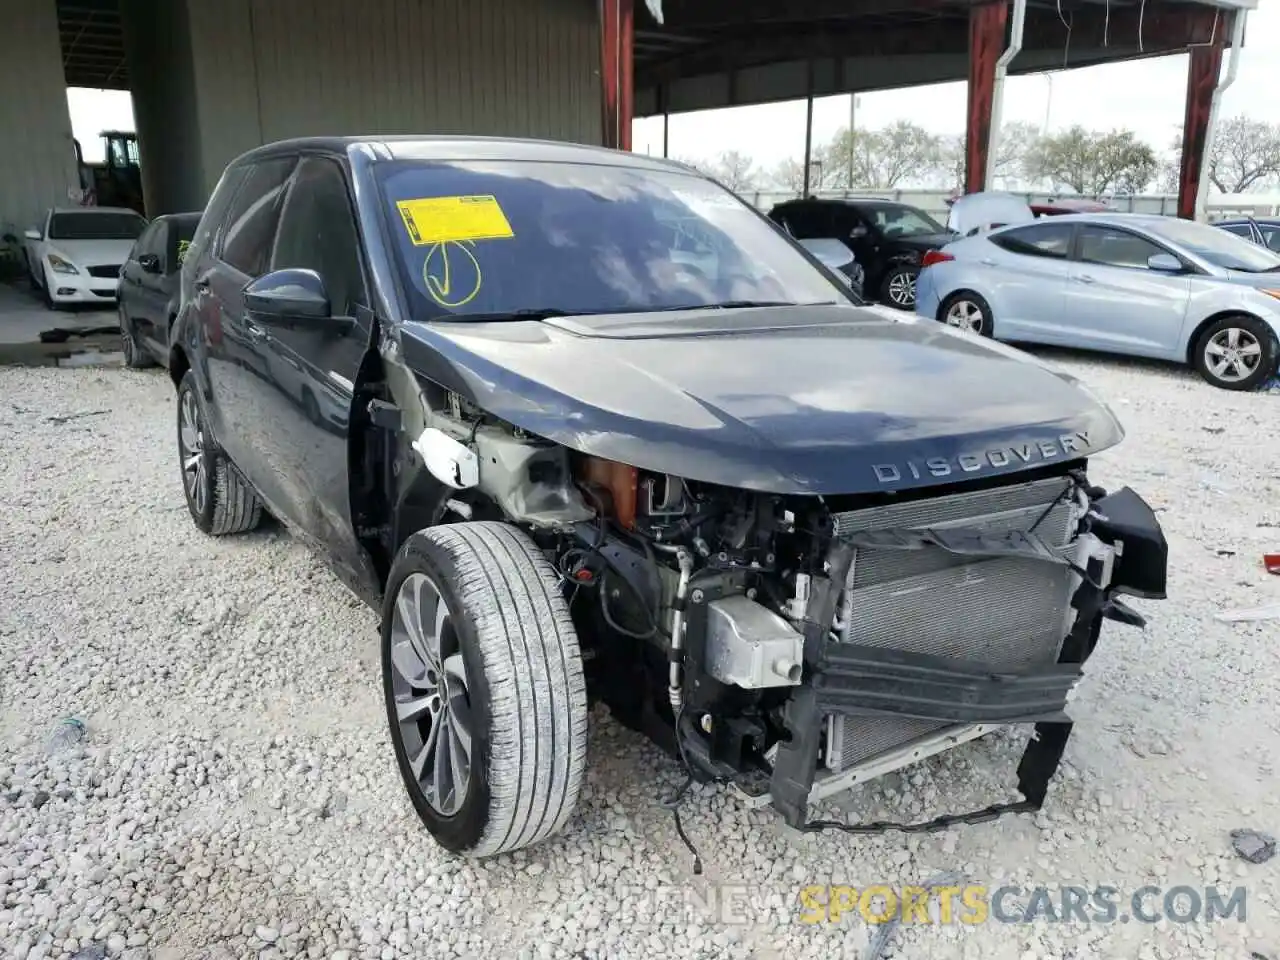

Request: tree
left=1025, top=126, right=1157, bottom=195
left=705, top=150, right=760, bottom=194
left=938, top=121, right=1042, bottom=190
left=771, top=144, right=833, bottom=193
left=827, top=121, right=943, bottom=189
left=1206, top=116, right=1280, bottom=193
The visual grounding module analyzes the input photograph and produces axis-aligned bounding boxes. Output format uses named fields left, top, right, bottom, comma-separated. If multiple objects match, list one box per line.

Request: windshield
left=375, top=159, right=851, bottom=320
left=862, top=203, right=948, bottom=238
left=47, top=211, right=147, bottom=241
left=1147, top=217, right=1280, bottom=273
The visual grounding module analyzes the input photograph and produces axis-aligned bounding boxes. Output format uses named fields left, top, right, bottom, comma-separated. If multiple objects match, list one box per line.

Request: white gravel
left=1, top=352, right=1278, bottom=960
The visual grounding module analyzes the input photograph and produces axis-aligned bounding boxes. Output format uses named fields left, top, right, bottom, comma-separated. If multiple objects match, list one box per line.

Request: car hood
left=1223, top=269, right=1280, bottom=289
left=398, top=304, right=1124, bottom=495
left=45, top=238, right=135, bottom=266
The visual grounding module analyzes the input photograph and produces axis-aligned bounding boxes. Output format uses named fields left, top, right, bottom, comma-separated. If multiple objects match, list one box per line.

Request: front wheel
left=938, top=291, right=993, bottom=337
left=382, top=522, right=588, bottom=858
left=1192, top=315, right=1277, bottom=391
left=879, top=266, right=918, bottom=310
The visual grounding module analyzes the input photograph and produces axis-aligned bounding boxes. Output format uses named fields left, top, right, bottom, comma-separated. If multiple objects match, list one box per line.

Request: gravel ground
left=2, top=352, right=1278, bottom=960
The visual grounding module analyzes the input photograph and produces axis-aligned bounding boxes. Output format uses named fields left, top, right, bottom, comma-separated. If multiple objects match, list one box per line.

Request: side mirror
left=25, top=228, right=41, bottom=241
left=1146, top=253, right=1182, bottom=273
left=138, top=253, right=161, bottom=273
left=244, top=268, right=333, bottom=324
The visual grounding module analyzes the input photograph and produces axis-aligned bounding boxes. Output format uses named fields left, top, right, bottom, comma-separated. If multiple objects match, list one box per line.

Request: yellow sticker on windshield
left=396, top=195, right=515, bottom=246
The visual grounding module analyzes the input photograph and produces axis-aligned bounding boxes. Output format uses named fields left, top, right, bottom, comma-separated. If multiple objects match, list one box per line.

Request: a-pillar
left=965, top=0, right=1008, bottom=194
left=600, top=0, right=635, bottom=150
left=1177, top=14, right=1230, bottom=220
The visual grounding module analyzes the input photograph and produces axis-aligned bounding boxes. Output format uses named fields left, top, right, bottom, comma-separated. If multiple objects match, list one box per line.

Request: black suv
left=768, top=197, right=956, bottom=310
left=166, top=137, right=1163, bottom=862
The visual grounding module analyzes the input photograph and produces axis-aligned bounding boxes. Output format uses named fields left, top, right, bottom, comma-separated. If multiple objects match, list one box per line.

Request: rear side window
left=990, top=222, right=1073, bottom=259
left=186, top=167, right=246, bottom=272
left=218, top=157, right=297, bottom=277
left=1261, top=226, right=1280, bottom=253
left=140, top=220, right=167, bottom=269
left=774, top=204, right=832, bottom=239
left=130, top=221, right=161, bottom=263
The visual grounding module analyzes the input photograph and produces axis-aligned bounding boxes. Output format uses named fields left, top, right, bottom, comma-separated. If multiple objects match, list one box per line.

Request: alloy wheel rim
left=887, top=271, right=916, bottom=306
left=119, top=314, right=135, bottom=363
left=945, top=300, right=985, bottom=333
left=1205, top=328, right=1262, bottom=383
left=389, top=572, right=473, bottom=817
left=178, top=389, right=208, bottom=515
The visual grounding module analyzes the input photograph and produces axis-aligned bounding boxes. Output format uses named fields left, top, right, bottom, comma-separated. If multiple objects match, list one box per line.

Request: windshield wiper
left=431, top=308, right=585, bottom=322
left=645, top=299, right=839, bottom=313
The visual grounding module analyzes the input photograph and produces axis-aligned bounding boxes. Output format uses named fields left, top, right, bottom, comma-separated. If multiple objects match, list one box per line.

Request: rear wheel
left=382, top=522, right=588, bottom=858
left=880, top=266, right=918, bottom=310
left=938, top=290, right=993, bottom=337
left=1192, top=315, right=1277, bottom=391
left=119, top=307, right=154, bottom=368
left=176, top=370, right=263, bottom=535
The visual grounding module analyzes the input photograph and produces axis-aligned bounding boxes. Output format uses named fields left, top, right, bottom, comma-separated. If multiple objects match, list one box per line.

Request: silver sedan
left=915, top=210, right=1280, bottom=390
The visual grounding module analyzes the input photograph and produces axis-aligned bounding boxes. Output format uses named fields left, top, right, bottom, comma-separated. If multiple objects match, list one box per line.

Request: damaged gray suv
left=168, top=136, right=1168, bottom=858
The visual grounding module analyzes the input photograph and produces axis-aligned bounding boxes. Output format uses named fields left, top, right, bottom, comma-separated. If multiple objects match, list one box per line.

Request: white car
left=23, top=207, right=148, bottom=309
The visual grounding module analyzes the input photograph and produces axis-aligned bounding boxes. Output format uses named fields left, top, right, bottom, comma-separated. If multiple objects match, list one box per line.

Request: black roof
left=771, top=196, right=920, bottom=210
left=230, top=136, right=698, bottom=176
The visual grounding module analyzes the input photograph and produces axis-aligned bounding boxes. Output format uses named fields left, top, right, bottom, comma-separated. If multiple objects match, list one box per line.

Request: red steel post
left=965, top=0, right=1008, bottom=195
left=1177, top=17, right=1229, bottom=220
left=600, top=0, right=635, bottom=150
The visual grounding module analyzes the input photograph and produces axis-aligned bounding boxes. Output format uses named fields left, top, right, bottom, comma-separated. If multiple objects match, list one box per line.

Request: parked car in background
left=1215, top=216, right=1280, bottom=253
left=944, top=193, right=1111, bottom=221
left=946, top=191, right=1036, bottom=237
left=916, top=210, right=1280, bottom=390
left=168, top=136, right=1164, bottom=861
left=22, top=206, right=148, bottom=308
left=118, top=211, right=202, bottom=368
left=767, top=197, right=955, bottom=309
left=795, top=237, right=865, bottom=297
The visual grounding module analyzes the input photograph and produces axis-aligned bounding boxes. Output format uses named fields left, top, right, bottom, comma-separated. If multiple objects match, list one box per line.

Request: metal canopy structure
left=631, top=0, right=1244, bottom=116
left=599, top=0, right=1257, bottom=220
left=57, top=0, right=128, bottom=90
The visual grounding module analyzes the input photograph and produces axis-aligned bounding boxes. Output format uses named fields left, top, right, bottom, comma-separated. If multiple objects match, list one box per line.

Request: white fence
left=738, top=188, right=1280, bottom=221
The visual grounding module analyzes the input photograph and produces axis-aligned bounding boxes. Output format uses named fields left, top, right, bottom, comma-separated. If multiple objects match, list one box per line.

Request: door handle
left=1075, top=274, right=1096, bottom=284
left=245, top=322, right=268, bottom=341
left=980, top=257, right=996, bottom=266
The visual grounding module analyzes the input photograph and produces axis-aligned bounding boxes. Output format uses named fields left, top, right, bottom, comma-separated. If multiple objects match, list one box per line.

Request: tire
left=382, top=522, right=588, bottom=859
left=1192, top=314, right=1278, bottom=391
left=119, top=307, right=155, bottom=369
left=176, top=370, right=263, bottom=535
left=879, top=265, right=918, bottom=310
left=938, top=290, right=993, bottom=337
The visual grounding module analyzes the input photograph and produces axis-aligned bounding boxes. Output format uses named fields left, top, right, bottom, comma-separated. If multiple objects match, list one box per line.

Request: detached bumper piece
left=813, top=644, right=1080, bottom=725
left=766, top=484, right=1167, bottom=834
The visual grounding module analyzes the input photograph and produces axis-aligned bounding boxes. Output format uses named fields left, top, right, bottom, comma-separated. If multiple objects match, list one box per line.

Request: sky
left=67, top=0, right=1279, bottom=171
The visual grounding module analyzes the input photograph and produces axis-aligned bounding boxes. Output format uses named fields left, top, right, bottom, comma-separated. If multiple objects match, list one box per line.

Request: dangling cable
left=659, top=706, right=705, bottom=874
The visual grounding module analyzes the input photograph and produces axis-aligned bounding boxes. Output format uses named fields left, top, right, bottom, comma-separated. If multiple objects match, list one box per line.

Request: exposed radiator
left=824, top=475, right=1077, bottom=773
